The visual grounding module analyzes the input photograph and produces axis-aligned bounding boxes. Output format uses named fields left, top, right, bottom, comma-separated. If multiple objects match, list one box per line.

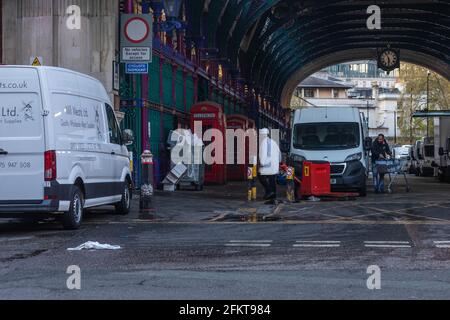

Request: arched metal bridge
left=186, top=0, right=450, bottom=107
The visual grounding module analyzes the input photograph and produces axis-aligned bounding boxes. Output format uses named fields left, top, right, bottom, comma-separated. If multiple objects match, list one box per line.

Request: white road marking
left=226, top=240, right=272, bottom=247
left=434, top=241, right=450, bottom=248
left=293, top=244, right=341, bottom=248
left=229, top=240, right=273, bottom=243
left=225, top=243, right=271, bottom=247
left=2, top=236, right=35, bottom=242
left=295, top=240, right=341, bottom=243
left=365, top=244, right=412, bottom=248
left=364, top=241, right=410, bottom=244
left=364, top=240, right=412, bottom=248
left=293, top=241, right=341, bottom=248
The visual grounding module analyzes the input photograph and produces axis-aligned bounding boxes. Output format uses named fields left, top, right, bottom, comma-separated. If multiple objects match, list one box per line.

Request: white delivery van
left=290, top=107, right=371, bottom=196
left=435, top=117, right=450, bottom=182
left=0, top=66, right=134, bottom=229
left=417, top=137, right=435, bottom=176
left=411, top=139, right=423, bottom=174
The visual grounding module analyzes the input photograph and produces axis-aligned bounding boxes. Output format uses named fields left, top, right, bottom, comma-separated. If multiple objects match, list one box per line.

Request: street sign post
left=120, top=14, right=153, bottom=64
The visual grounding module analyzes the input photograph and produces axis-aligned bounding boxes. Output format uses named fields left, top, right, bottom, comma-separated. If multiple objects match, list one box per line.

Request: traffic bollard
left=139, top=150, right=155, bottom=218
left=247, top=166, right=254, bottom=201
left=252, top=165, right=257, bottom=200
left=286, top=166, right=295, bottom=202
left=247, top=165, right=257, bottom=202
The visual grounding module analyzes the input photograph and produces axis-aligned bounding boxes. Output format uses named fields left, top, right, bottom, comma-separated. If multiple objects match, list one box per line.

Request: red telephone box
left=226, top=114, right=249, bottom=181
left=248, top=119, right=256, bottom=130
left=190, top=101, right=227, bottom=185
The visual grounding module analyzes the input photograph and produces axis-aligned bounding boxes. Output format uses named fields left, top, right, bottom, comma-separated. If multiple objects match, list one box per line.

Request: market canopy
left=185, top=0, right=450, bottom=108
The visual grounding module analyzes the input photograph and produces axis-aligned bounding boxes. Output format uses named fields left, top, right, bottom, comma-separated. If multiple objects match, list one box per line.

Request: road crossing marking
left=225, top=240, right=272, bottom=247
left=293, top=241, right=341, bottom=248
left=434, top=241, right=450, bottom=248
left=364, top=241, right=412, bottom=248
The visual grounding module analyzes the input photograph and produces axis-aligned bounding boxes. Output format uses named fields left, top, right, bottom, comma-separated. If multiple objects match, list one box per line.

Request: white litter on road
left=67, top=241, right=121, bottom=251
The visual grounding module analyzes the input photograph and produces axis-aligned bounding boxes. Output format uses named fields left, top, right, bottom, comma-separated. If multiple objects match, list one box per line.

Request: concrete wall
left=2, top=0, right=119, bottom=105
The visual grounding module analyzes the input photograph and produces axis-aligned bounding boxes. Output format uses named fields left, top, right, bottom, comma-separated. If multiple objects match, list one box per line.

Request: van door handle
left=0, top=149, right=8, bottom=155
left=111, top=151, right=116, bottom=155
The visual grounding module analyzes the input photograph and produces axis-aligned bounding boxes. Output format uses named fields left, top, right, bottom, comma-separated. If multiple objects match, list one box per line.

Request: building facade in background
left=292, top=61, right=402, bottom=140
left=1, top=0, right=119, bottom=108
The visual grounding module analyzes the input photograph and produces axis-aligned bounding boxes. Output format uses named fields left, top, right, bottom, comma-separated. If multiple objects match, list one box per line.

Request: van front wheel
left=62, top=186, right=84, bottom=230
left=115, top=181, right=132, bottom=215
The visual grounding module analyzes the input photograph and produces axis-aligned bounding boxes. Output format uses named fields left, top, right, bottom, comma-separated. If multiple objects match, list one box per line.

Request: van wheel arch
left=74, top=178, right=86, bottom=200
left=115, top=177, right=132, bottom=215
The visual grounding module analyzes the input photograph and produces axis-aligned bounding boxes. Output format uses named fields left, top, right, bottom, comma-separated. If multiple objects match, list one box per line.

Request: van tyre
left=62, top=186, right=84, bottom=230
left=115, top=181, right=132, bottom=215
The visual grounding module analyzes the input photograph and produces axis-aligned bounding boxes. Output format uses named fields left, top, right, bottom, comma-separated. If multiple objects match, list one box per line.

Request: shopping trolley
left=375, top=159, right=411, bottom=194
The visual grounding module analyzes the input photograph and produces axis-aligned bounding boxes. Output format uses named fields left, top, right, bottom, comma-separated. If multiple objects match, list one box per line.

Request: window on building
left=333, top=90, right=339, bottom=98
left=304, top=89, right=315, bottom=98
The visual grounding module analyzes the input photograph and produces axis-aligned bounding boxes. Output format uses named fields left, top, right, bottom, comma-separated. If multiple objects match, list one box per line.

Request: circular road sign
left=124, top=17, right=150, bottom=44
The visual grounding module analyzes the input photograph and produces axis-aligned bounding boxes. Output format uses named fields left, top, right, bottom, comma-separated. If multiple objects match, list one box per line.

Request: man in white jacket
left=258, top=128, right=282, bottom=203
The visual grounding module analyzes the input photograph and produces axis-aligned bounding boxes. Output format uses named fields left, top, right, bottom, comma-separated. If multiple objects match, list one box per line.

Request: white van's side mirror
left=122, top=129, right=134, bottom=146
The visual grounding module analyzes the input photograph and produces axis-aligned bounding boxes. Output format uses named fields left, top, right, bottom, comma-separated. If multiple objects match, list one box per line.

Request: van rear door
left=0, top=67, right=45, bottom=201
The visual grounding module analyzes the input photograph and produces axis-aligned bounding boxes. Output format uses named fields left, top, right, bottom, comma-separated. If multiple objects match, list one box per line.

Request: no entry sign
left=120, top=14, right=153, bottom=63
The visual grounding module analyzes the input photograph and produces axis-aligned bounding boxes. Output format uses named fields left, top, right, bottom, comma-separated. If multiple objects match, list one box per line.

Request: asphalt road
left=0, top=221, right=449, bottom=299
left=0, top=176, right=449, bottom=300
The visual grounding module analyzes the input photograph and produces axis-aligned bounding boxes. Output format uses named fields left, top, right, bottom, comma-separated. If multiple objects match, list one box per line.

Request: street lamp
left=151, top=0, right=184, bottom=32
left=162, top=0, right=183, bottom=31
left=163, top=0, right=182, bottom=18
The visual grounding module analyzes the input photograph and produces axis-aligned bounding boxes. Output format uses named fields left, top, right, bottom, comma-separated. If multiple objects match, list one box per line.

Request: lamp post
left=426, top=70, right=431, bottom=138
left=163, top=0, right=183, bottom=18
left=151, top=0, right=183, bottom=33
left=394, top=110, right=397, bottom=144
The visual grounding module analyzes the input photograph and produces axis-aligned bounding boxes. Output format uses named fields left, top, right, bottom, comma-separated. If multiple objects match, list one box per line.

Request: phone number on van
left=0, top=162, right=31, bottom=169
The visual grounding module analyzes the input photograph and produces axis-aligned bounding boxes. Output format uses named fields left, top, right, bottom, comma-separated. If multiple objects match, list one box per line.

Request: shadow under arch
left=280, top=48, right=450, bottom=108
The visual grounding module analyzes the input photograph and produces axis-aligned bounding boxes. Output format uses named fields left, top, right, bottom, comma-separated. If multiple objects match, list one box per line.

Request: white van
left=417, top=137, right=435, bottom=176
left=290, top=107, right=370, bottom=196
left=0, top=66, right=134, bottom=229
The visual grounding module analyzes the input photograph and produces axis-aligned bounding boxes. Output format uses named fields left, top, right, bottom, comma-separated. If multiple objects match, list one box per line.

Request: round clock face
left=380, top=50, right=398, bottom=69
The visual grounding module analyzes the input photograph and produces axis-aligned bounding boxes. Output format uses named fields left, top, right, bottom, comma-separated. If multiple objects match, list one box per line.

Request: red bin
left=300, top=161, right=331, bottom=196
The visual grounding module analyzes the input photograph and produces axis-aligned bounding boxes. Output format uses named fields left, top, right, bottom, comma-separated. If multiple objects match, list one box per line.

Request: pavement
left=0, top=175, right=450, bottom=299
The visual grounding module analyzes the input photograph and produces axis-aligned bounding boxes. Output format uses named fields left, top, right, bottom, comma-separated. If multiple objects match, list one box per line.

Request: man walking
left=259, top=128, right=281, bottom=204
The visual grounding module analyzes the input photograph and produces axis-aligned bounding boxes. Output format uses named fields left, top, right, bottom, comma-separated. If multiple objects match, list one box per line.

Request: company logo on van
left=0, top=101, right=35, bottom=124
left=22, top=102, right=35, bottom=121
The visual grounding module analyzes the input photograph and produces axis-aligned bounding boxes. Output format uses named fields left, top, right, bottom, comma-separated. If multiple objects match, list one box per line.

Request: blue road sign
left=125, top=63, right=149, bottom=74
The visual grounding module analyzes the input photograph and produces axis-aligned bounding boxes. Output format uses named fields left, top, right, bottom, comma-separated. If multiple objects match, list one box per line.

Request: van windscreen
left=293, top=122, right=360, bottom=150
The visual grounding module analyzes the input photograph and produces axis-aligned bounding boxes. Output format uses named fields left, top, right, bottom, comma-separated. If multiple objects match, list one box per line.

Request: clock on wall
left=377, top=47, right=400, bottom=72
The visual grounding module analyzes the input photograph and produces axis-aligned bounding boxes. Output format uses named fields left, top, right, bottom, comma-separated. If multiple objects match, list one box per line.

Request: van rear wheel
left=115, top=181, right=132, bottom=215
left=62, top=186, right=84, bottom=230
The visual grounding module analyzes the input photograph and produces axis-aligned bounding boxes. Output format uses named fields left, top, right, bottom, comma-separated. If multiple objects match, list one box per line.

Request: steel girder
left=186, top=0, right=450, bottom=105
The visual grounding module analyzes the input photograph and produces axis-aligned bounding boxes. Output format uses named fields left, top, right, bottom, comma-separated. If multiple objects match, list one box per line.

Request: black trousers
left=258, top=174, right=277, bottom=199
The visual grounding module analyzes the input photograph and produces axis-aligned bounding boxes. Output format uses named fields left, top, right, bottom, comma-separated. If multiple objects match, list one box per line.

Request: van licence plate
left=330, top=179, right=337, bottom=185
